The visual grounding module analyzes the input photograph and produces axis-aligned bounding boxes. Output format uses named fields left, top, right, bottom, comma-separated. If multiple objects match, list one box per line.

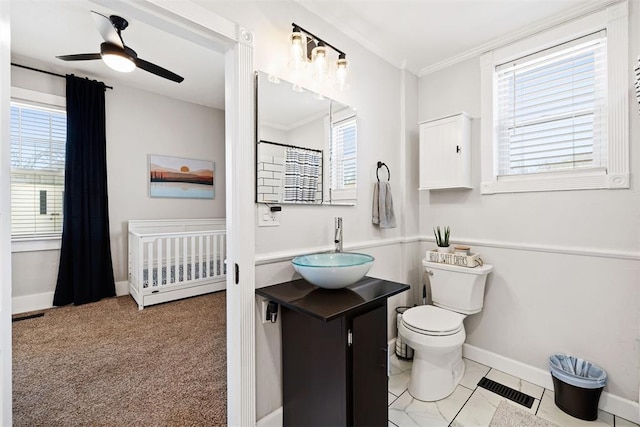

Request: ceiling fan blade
left=135, top=58, right=184, bottom=83
left=56, top=53, right=102, bottom=61
left=91, top=11, right=123, bottom=48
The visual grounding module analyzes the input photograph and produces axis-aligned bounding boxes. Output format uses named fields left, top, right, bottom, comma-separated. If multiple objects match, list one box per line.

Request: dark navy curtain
left=53, top=75, right=115, bottom=306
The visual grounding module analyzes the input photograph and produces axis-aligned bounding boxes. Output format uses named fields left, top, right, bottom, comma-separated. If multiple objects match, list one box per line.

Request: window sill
left=481, top=169, right=628, bottom=194
left=325, top=188, right=357, bottom=205
left=12, top=237, right=62, bottom=253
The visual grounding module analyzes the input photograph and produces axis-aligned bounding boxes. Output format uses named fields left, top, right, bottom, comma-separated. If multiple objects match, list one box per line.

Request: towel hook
left=376, top=161, right=390, bottom=182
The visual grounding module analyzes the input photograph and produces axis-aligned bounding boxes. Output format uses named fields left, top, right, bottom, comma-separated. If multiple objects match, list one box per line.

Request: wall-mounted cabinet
left=419, top=113, right=472, bottom=190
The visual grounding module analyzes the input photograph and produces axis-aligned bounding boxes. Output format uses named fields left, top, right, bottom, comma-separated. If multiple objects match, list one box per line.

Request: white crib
left=128, top=218, right=226, bottom=310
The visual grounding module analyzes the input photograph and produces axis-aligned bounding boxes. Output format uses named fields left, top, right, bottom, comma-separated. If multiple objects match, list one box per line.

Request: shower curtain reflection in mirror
left=257, top=140, right=322, bottom=204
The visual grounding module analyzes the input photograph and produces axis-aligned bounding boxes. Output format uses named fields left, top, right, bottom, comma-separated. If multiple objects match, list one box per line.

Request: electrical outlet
left=260, top=300, right=279, bottom=324
left=257, top=205, right=279, bottom=227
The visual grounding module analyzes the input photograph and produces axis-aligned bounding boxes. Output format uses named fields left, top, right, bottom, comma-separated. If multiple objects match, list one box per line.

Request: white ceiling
left=10, top=0, right=226, bottom=109
left=10, top=0, right=613, bottom=108
left=297, top=0, right=612, bottom=75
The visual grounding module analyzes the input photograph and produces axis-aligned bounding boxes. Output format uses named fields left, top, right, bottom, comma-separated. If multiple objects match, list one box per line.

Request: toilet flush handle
left=426, top=269, right=434, bottom=276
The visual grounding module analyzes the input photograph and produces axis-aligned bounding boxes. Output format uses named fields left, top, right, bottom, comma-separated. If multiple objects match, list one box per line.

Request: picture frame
left=149, top=154, right=215, bottom=199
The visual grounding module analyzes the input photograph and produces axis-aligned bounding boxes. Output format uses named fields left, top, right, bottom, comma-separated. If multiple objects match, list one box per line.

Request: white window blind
left=330, top=116, right=357, bottom=197
left=10, top=102, right=66, bottom=239
left=495, top=32, right=607, bottom=177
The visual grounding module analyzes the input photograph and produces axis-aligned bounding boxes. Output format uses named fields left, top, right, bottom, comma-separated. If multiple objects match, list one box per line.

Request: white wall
left=10, top=63, right=225, bottom=299
left=106, top=83, right=225, bottom=282
left=417, top=5, right=640, bottom=403
left=199, top=1, right=418, bottom=420
left=287, top=116, right=324, bottom=151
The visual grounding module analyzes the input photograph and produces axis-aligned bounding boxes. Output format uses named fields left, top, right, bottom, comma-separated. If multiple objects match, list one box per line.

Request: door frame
left=0, top=0, right=11, bottom=424
left=0, top=1, right=256, bottom=424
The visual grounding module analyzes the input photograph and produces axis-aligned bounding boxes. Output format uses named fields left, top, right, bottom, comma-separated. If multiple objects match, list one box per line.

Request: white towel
left=372, top=181, right=396, bottom=229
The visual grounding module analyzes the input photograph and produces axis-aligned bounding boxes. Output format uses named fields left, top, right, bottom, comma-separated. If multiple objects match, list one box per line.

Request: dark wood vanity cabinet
left=282, top=302, right=387, bottom=426
left=256, top=277, right=409, bottom=427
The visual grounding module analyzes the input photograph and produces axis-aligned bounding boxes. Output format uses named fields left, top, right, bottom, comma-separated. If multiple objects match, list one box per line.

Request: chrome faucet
left=334, top=217, right=343, bottom=252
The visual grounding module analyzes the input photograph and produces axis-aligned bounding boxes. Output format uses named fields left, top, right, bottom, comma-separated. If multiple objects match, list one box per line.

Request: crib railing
left=129, top=229, right=226, bottom=291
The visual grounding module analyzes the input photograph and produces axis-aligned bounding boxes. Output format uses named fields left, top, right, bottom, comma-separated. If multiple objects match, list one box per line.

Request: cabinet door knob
left=456, top=145, right=461, bottom=153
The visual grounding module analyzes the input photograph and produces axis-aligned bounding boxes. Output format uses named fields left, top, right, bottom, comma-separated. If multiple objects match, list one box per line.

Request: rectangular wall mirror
left=255, top=71, right=357, bottom=205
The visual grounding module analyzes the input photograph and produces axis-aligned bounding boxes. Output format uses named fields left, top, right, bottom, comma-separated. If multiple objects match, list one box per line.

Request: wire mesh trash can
left=549, top=354, right=607, bottom=421
left=395, top=307, right=414, bottom=360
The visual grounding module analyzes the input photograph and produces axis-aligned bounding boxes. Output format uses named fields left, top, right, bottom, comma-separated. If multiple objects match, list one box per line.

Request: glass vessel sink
left=291, top=252, right=375, bottom=289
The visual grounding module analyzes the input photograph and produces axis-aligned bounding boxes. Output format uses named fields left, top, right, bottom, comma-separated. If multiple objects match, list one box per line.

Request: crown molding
left=418, top=0, right=620, bottom=76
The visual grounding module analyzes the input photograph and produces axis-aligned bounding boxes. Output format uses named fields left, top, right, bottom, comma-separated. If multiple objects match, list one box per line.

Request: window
left=496, top=33, right=607, bottom=176
left=328, top=114, right=357, bottom=202
left=480, top=2, right=628, bottom=194
left=10, top=101, right=66, bottom=239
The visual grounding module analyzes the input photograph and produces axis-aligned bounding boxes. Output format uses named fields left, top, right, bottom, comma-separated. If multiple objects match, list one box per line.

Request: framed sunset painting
left=149, top=154, right=215, bottom=199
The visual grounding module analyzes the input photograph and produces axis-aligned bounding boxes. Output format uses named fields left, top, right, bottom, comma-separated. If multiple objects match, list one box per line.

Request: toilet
left=398, top=259, right=493, bottom=401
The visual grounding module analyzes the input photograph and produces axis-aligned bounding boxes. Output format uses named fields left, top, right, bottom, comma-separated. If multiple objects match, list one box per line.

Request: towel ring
left=376, top=161, right=390, bottom=182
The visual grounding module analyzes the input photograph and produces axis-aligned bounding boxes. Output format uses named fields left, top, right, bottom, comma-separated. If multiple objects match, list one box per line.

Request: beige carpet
left=13, top=292, right=227, bottom=426
left=490, top=401, right=558, bottom=427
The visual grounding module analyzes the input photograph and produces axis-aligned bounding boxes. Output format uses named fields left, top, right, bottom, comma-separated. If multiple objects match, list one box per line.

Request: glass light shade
left=102, top=53, right=135, bottom=73
left=288, top=32, right=307, bottom=71
left=311, top=44, right=329, bottom=82
left=335, top=57, right=350, bottom=91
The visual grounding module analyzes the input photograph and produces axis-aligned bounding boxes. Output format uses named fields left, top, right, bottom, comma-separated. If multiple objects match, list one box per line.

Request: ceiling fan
left=56, top=11, right=184, bottom=83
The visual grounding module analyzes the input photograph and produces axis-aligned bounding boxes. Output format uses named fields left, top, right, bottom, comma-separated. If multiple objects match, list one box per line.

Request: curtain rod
left=11, top=63, right=114, bottom=90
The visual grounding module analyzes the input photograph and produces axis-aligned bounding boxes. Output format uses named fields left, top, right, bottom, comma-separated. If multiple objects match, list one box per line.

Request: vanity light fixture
left=287, top=23, right=350, bottom=90
left=288, top=27, right=307, bottom=71
left=335, top=53, right=350, bottom=91
left=311, top=41, right=329, bottom=82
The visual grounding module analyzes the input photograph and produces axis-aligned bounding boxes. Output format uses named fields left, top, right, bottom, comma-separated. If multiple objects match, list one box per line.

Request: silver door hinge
left=347, top=330, right=352, bottom=346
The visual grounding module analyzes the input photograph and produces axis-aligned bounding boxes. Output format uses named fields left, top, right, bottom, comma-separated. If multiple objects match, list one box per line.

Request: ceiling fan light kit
left=56, top=11, right=184, bottom=83
left=100, top=43, right=136, bottom=73
left=287, top=23, right=350, bottom=91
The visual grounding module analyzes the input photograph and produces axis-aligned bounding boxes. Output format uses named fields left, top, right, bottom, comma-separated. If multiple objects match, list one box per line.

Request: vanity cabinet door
left=281, top=308, right=348, bottom=426
left=281, top=302, right=389, bottom=426
left=352, top=303, right=388, bottom=426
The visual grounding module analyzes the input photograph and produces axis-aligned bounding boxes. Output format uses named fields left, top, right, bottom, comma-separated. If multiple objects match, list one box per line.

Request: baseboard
left=115, top=280, right=129, bottom=296
left=462, top=344, right=640, bottom=424
left=12, top=291, right=54, bottom=314
left=598, top=393, right=640, bottom=425
left=462, top=344, right=554, bottom=390
left=256, top=407, right=282, bottom=427
left=12, top=281, right=130, bottom=314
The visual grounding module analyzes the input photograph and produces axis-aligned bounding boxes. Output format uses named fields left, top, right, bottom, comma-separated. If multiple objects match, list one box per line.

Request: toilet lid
left=402, top=305, right=464, bottom=335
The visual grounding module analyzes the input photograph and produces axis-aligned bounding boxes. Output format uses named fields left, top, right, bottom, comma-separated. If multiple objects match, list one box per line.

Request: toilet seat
left=402, top=305, right=465, bottom=336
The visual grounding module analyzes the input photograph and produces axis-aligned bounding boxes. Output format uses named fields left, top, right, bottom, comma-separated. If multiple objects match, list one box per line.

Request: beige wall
left=417, top=5, right=640, bottom=401
left=11, top=63, right=225, bottom=297
left=199, top=1, right=420, bottom=419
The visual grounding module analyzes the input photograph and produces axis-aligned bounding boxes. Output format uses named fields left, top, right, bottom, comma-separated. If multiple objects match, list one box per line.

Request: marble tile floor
left=388, top=355, right=639, bottom=427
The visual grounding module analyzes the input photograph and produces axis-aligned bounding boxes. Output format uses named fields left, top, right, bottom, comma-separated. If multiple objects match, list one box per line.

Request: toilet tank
left=423, top=259, right=493, bottom=315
